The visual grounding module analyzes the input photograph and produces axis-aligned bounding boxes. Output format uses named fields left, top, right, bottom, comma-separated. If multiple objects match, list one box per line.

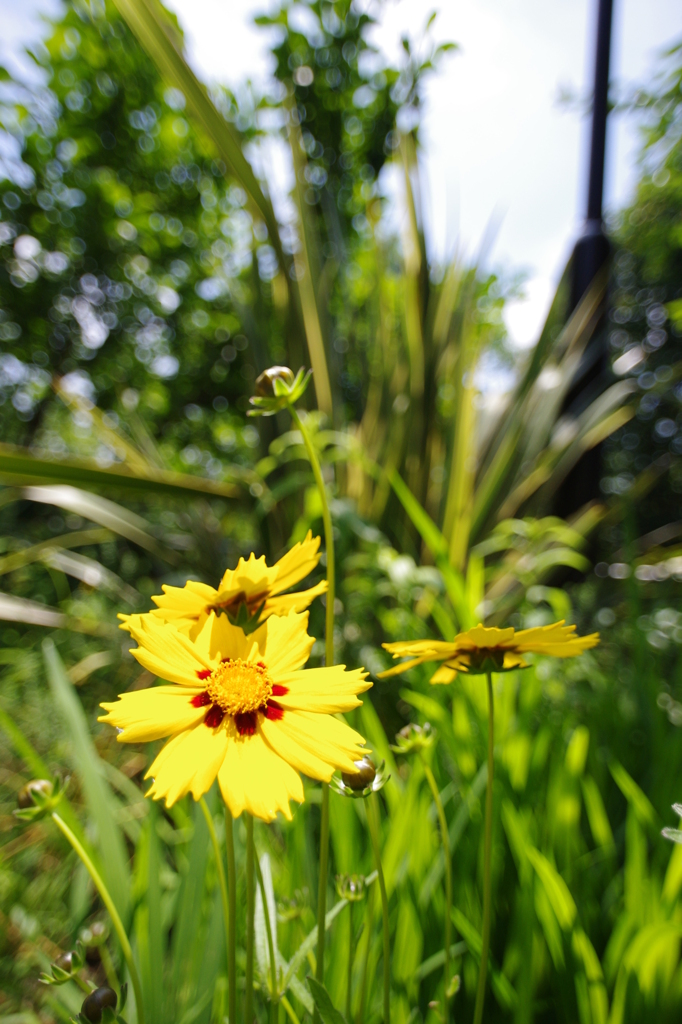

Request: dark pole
left=569, top=0, right=614, bottom=312
left=556, top=0, right=616, bottom=517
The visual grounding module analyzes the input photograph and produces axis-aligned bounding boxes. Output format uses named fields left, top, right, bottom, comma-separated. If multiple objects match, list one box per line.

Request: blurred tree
left=0, top=1, right=283, bottom=472
left=603, top=40, right=682, bottom=533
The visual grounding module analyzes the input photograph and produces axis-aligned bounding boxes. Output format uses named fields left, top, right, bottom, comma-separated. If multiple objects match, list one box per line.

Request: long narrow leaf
left=43, top=639, right=131, bottom=925
left=0, top=444, right=241, bottom=501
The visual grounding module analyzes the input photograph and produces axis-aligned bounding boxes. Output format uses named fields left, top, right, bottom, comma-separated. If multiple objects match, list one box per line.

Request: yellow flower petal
left=99, top=685, right=205, bottom=742
left=209, top=613, right=261, bottom=663
left=512, top=621, right=600, bottom=656
left=456, top=624, right=516, bottom=649
left=146, top=720, right=229, bottom=806
left=217, top=721, right=304, bottom=822
left=265, top=580, right=328, bottom=617
left=259, top=611, right=315, bottom=676
left=267, top=531, right=323, bottom=593
left=260, top=716, right=335, bottom=782
left=275, top=665, right=371, bottom=713
left=151, top=580, right=216, bottom=626
left=276, top=710, right=368, bottom=773
left=430, top=665, right=458, bottom=685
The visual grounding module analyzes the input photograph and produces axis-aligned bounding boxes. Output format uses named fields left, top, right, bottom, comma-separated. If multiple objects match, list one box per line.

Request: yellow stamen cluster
left=207, top=659, right=273, bottom=715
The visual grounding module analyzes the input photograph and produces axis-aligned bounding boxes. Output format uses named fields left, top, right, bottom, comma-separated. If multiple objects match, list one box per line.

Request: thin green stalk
left=346, top=901, right=354, bottom=1021
left=254, top=852, right=278, bottom=1024
left=99, top=945, right=120, bottom=997
left=288, top=407, right=335, bottom=670
left=473, top=673, right=495, bottom=1024
left=281, top=994, right=302, bottom=1024
left=357, top=882, right=375, bottom=1024
left=421, top=758, right=452, bottom=1017
left=289, top=405, right=335, bottom=1004
left=224, top=809, right=237, bottom=1024
left=245, top=814, right=255, bottom=1024
left=315, top=782, right=330, bottom=995
left=199, top=798, right=233, bottom=1021
left=367, top=794, right=390, bottom=1024
left=51, top=812, right=145, bottom=1024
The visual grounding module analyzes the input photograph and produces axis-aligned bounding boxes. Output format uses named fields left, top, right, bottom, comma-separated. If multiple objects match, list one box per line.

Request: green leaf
left=0, top=444, right=241, bottom=504
left=609, top=760, right=658, bottom=828
left=525, top=848, right=576, bottom=930
left=0, top=702, right=87, bottom=846
left=282, top=896, right=350, bottom=991
left=306, top=977, right=347, bottom=1024
left=0, top=591, right=116, bottom=637
left=43, top=639, right=131, bottom=926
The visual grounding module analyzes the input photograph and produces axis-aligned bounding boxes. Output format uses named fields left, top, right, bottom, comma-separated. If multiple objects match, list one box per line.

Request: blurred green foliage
left=1, top=4, right=682, bottom=1024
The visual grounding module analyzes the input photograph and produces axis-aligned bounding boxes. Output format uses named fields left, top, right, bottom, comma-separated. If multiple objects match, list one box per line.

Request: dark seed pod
left=54, top=951, right=75, bottom=973
left=254, top=366, right=294, bottom=397
left=81, top=986, right=117, bottom=1023
left=341, top=756, right=376, bottom=791
left=17, top=779, right=52, bottom=809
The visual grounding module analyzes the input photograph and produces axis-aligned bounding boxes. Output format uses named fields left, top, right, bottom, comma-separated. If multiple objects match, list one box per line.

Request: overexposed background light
left=2, top=0, right=680, bottom=346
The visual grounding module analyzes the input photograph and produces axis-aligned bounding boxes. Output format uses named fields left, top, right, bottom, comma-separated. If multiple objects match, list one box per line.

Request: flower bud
left=54, top=952, right=76, bottom=973
left=254, top=366, right=295, bottom=397
left=342, top=756, right=376, bottom=791
left=249, top=366, right=312, bottom=416
left=17, top=779, right=53, bottom=809
left=81, top=986, right=117, bottom=1023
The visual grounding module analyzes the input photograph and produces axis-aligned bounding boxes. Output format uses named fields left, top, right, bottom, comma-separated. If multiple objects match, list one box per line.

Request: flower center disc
left=206, top=659, right=273, bottom=716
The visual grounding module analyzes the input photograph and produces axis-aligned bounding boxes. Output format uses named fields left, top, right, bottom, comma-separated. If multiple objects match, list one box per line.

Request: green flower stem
left=72, top=973, right=93, bottom=996
left=287, top=407, right=335, bottom=670
left=224, top=809, right=237, bottom=1024
left=254, top=851, right=278, bottom=1024
left=288, top=405, right=335, bottom=1004
left=357, top=881, right=375, bottom=1024
left=99, top=945, right=120, bottom=997
left=367, top=793, right=390, bottom=1024
left=199, top=798, right=233, bottom=1021
left=420, top=757, right=452, bottom=1017
left=346, top=901, right=353, bottom=1021
left=51, top=812, right=145, bottom=1024
left=245, top=814, right=255, bottom=1024
left=473, top=672, right=495, bottom=1024
left=281, top=994, right=302, bottom=1024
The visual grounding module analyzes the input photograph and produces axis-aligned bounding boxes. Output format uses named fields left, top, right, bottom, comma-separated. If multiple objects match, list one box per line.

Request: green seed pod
left=342, top=756, right=376, bottom=791
left=54, top=952, right=75, bottom=973
left=17, top=779, right=53, bottom=809
left=81, top=986, right=117, bottom=1023
left=254, top=366, right=295, bottom=397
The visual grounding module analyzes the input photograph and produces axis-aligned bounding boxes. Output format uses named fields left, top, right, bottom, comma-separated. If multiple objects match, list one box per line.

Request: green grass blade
left=43, top=639, right=131, bottom=926
left=0, top=444, right=241, bottom=502
left=109, top=0, right=283, bottom=260
left=0, top=701, right=89, bottom=847
left=0, top=592, right=117, bottom=637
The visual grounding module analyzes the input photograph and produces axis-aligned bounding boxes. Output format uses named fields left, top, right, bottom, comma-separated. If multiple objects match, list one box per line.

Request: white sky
left=2, top=0, right=681, bottom=346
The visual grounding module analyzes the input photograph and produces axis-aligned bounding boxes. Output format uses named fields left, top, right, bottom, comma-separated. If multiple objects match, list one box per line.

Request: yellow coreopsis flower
left=379, top=621, right=599, bottom=684
left=100, top=609, right=370, bottom=821
left=119, top=531, right=327, bottom=638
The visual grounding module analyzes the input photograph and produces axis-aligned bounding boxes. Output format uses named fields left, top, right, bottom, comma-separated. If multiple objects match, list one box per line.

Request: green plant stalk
left=254, top=852, right=278, bottom=1024
left=281, top=994, right=302, bottom=1024
left=473, top=673, right=495, bottom=1024
left=224, top=808, right=237, bottom=1024
left=367, top=794, right=390, bottom=1024
left=245, top=814, right=255, bottom=1024
left=289, top=405, right=335, bottom=1005
left=198, top=798, right=234, bottom=1024
left=51, top=812, right=145, bottom=1024
left=357, top=880, right=375, bottom=1024
left=346, top=901, right=353, bottom=1021
left=99, top=945, right=120, bottom=997
left=421, top=757, right=453, bottom=1017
